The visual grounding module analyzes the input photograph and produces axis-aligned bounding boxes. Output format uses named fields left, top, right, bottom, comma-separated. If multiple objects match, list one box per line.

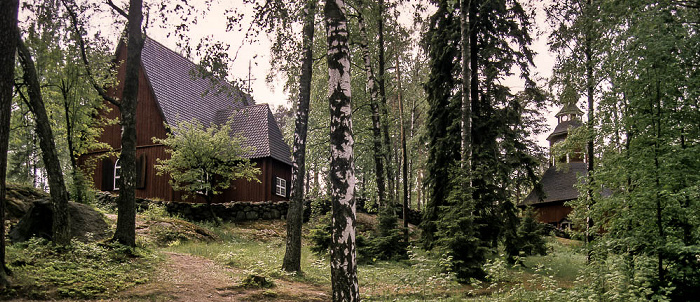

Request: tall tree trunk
left=60, top=83, right=84, bottom=204
left=377, top=0, right=394, bottom=205
left=357, top=6, right=386, bottom=208
left=395, top=56, right=409, bottom=243
left=282, top=0, right=316, bottom=273
left=325, top=0, right=358, bottom=300
left=460, top=0, right=472, bottom=174
left=112, top=0, right=144, bottom=247
left=584, top=0, right=595, bottom=256
left=653, top=77, right=665, bottom=285
left=17, top=39, right=72, bottom=246
left=469, top=0, right=479, bottom=132
left=0, top=0, right=19, bottom=286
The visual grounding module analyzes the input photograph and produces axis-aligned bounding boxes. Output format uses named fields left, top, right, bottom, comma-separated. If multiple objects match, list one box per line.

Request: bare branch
left=106, top=0, right=129, bottom=19
left=62, top=0, right=120, bottom=107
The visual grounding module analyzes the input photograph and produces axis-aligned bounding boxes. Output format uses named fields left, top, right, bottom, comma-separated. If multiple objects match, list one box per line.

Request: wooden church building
left=80, top=38, right=292, bottom=203
left=520, top=103, right=587, bottom=229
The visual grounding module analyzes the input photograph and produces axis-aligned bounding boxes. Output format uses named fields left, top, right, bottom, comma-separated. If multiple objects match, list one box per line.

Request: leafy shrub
left=241, top=274, right=275, bottom=289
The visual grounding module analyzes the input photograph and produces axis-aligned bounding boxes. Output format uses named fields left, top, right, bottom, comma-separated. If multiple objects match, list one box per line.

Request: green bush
left=309, top=213, right=332, bottom=254
left=360, top=207, right=408, bottom=262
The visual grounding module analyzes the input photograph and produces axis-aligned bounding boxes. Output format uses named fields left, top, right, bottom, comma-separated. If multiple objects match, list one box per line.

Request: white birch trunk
left=325, top=0, right=358, bottom=300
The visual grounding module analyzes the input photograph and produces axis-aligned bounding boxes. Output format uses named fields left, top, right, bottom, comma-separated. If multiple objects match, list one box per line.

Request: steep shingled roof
left=521, top=162, right=587, bottom=206
left=546, top=120, right=582, bottom=141
left=139, top=38, right=290, bottom=165
left=214, top=104, right=292, bottom=165
left=140, top=38, right=253, bottom=126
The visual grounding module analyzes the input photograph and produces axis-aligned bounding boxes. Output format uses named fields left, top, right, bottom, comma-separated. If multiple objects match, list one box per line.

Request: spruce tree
left=422, top=0, right=542, bottom=280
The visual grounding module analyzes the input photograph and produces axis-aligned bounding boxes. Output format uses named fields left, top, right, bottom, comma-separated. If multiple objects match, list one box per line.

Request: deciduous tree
left=0, top=0, right=20, bottom=287
left=325, top=0, right=359, bottom=299
left=153, top=118, right=260, bottom=223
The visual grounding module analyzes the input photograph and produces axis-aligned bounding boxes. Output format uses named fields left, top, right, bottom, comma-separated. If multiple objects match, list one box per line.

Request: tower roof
left=547, top=119, right=582, bottom=141
left=555, top=102, right=583, bottom=117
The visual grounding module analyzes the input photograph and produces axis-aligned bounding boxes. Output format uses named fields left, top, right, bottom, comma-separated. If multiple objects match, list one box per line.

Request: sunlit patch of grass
left=521, top=237, right=586, bottom=285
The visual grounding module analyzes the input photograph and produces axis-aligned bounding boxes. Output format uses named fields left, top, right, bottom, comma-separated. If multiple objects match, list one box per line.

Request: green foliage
left=436, top=172, right=487, bottom=281
left=308, top=213, right=332, bottom=255
left=11, top=2, right=116, bottom=193
left=361, top=207, right=408, bottom=262
left=549, top=0, right=700, bottom=299
left=421, top=0, right=546, bottom=283
left=504, top=207, right=548, bottom=263
left=153, top=118, right=260, bottom=202
left=3, top=238, right=157, bottom=300
left=240, top=274, right=276, bottom=289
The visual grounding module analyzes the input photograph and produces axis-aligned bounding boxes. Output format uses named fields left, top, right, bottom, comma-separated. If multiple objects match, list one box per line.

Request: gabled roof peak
left=555, top=102, right=584, bottom=117
left=139, top=37, right=254, bottom=127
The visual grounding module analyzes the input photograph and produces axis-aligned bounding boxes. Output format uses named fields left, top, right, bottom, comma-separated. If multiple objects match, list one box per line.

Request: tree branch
left=106, top=0, right=129, bottom=19
left=62, top=0, right=120, bottom=108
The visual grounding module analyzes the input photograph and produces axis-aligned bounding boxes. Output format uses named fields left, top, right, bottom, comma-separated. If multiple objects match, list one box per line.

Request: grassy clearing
left=1, top=201, right=587, bottom=301
left=164, top=219, right=586, bottom=301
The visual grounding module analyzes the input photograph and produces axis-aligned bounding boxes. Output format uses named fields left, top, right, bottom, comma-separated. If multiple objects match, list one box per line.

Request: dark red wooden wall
left=80, top=43, right=291, bottom=203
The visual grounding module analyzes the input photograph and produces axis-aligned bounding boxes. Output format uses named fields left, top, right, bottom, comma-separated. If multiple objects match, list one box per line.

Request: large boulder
left=5, top=183, right=47, bottom=220
left=9, top=198, right=112, bottom=243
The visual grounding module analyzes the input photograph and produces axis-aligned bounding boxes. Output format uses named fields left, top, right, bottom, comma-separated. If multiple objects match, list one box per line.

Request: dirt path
left=118, top=252, right=330, bottom=302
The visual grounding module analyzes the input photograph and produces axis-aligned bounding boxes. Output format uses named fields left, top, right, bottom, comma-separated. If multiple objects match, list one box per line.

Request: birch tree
left=325, top=0, right=359, bottom=299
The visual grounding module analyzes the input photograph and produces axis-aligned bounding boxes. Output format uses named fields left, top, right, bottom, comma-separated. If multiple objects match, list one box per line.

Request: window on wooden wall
left=275, top=177, right=287, bottom=197
left=112, top=155, right=147, bottom=191
left=113, top=159, right=121, bottom=190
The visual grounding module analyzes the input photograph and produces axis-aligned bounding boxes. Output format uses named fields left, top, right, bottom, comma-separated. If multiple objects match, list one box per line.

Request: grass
left=2, top=238, right=160, bottom=300
left=2, top=202, right=588, bottom=301
left=163, top=219, right=587, bottom=301
left=521, top=237, right=585, bottom=286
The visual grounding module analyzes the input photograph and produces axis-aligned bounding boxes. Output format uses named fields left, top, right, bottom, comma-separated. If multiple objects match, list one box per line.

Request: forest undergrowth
left=1, top=204, right=588, bottom=301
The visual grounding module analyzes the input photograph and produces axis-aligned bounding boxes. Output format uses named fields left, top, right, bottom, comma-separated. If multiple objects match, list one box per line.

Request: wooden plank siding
left=531, top=201, right=572, bottom=228
left=79, top=42, right=291, bottom=203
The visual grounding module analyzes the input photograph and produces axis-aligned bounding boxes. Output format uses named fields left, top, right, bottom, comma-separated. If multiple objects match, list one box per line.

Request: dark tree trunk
left=460, top=0, right=472, bottom=174
left=17, top=39, right=72, bottom=246
left=60, top=82, right=84, bottom=204
left=377, top=0, right=394, bottom=205
left=0, top=0, right=19, bottom=286
left=357, top=6, right=386, bottom=208
left=395, top=56, right=409, bottom=243
left=584, top=0, right=595, bottom=255
left=653, top=78, right=665, bottom=285
left=282, top=0, right=316, bottom=273
left=112, top=0, right=144, bottom=247
left=325, top=0, right=359, bottom=300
